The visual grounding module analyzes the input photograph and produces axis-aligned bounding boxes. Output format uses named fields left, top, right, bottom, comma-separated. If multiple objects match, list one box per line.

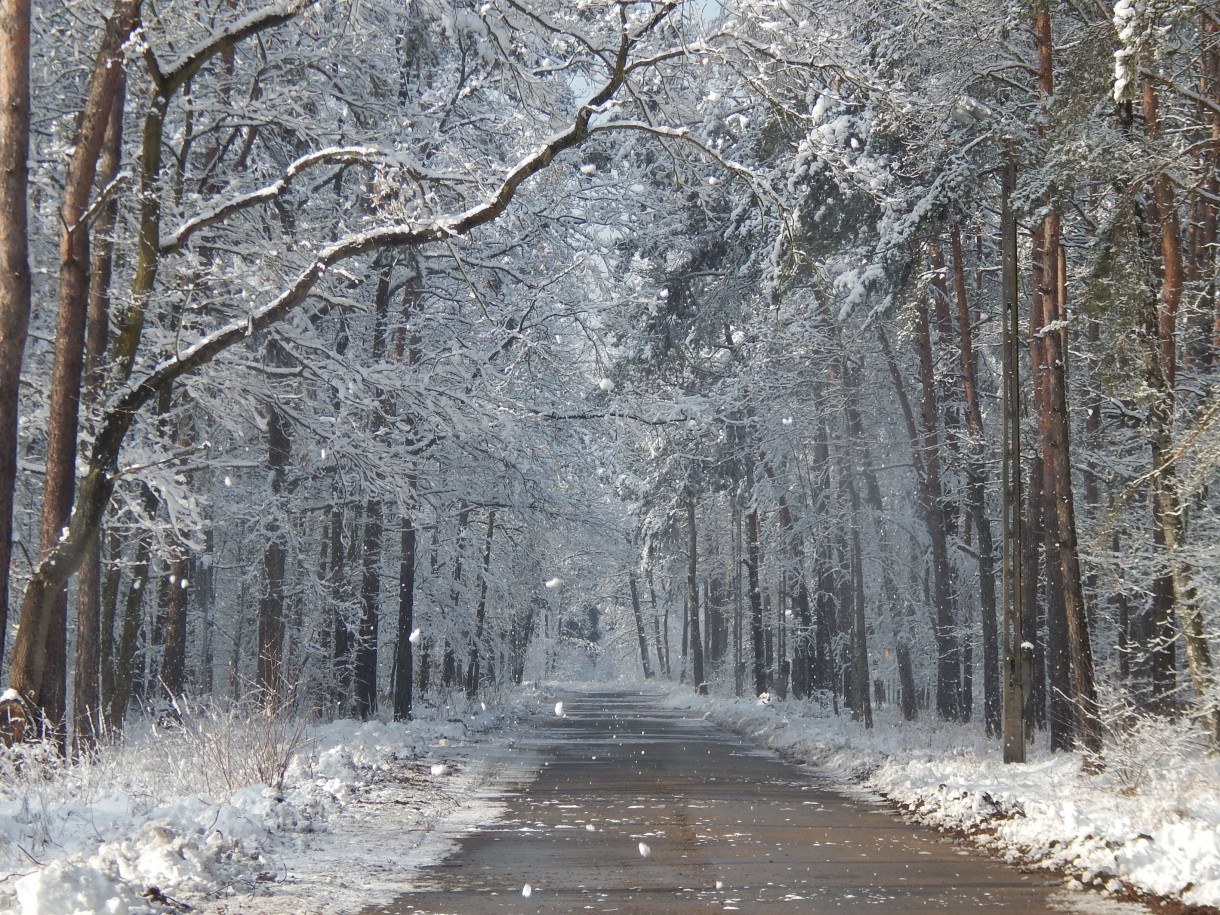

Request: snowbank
left=672, top=691, right=1220, bottom=909
left=0, top=692, right=543, bottom=915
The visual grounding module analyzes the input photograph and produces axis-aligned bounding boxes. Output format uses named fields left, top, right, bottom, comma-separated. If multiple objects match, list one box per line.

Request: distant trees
left=0, top=0, right=1217, bottom=765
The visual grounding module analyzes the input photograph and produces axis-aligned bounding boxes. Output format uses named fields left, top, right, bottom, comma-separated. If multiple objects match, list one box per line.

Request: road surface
left=361, top=689, right=1134, bottom=914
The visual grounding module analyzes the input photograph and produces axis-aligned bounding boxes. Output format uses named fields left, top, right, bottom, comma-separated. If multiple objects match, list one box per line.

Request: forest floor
left=1, top=683, right=1217, bottom=914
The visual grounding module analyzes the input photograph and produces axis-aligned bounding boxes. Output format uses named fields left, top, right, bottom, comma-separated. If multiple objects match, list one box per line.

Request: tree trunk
left=329, top=502, right=353, bottom=709
left=686, top=497, right=706, bottom=694
left=810, top=420, right=836, bottom=696
left=842, top=357, right=913, bottom=720
left=98, top=529, right=121, bottom=722
left=392, top=516, right=416, bottom=720
left=949, top=226, right=1001, bottom=736
left=1141, top=73, right=1220, bottom=741
left=197, top=530, right=214, bottom=695
left=74, top=68, right=126, bottom=752
left=256, top=404, right=291, bottom=703
left=160, top=554, right=189, bottom=699
left=72, top=530, right=101, bottom=754
left=883, top=309, right=960, bottom=720
left=629, top=571, right=654, bottom=680
left=8, top=0, right=141, bottom=740
left=443, top=506, right=471, bottom=689
left=745, top=497, right=766, bottom=697
left=1022, top=455, right=1048, bottom=732
left=108, top=502, right=155, bottom=731
left=0, top=0, right=32, bottom=661
left=354, top=500, right=382, bottom=718
left=648, top=572, right=667, bottom=678
left=844, top=473, right=872, bottom=728
left=465, top=510, right=495, bottom=699
left=1030, top=1, right=1103, bottom=760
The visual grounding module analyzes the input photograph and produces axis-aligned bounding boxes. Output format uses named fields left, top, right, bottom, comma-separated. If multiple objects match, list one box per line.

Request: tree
left=0, top=0, right=31, bottom=663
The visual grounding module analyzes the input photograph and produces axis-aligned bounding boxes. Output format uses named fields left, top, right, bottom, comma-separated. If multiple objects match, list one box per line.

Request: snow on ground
left=672, top=689, right=1220, bottom=909
left=0, top=692, right=544, bottom=915
left=6, top=681, right=1217, bottom=914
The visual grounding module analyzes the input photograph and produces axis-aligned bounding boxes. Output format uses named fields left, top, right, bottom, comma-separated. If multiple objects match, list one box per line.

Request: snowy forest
left=0, top=0, right=1217, bottom=769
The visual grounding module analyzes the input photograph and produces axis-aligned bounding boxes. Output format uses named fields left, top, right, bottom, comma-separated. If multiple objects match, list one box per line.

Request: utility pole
left=1001, top=150, right=1031, bottom=762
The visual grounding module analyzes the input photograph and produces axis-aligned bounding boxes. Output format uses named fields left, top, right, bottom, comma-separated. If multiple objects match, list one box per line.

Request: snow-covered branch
left=160, top=146, right=444, bottom=254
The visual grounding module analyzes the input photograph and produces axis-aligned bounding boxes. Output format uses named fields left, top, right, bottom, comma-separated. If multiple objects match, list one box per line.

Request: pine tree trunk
left=1141, top=74, right=1220, bottom=742
left=842, top=359, right=913, bottom=720
left=75, top=72, right=125, bottom=751
left=9, top=0, right=141, bottom=740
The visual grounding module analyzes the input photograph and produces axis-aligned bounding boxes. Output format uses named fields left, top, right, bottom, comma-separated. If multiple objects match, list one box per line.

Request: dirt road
left=362, top=689, right=1131, bottom=914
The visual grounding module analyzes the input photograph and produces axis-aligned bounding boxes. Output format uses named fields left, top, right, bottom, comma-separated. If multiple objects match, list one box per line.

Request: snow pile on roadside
left=673, top=691, right=1220, bottom=908
left=0, top=692, right=542, bottom=915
